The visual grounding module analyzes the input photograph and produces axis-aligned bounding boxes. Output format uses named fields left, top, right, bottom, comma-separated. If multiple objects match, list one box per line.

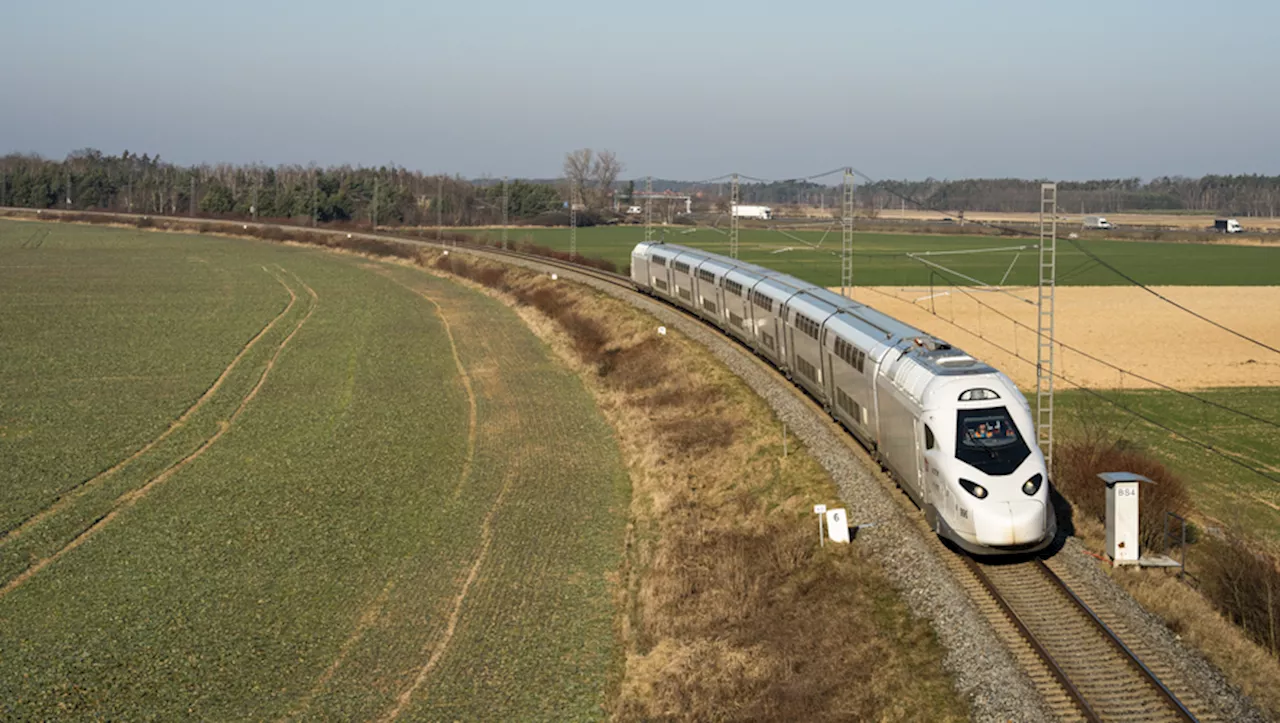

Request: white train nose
left=974, top=500, right=1046, bottom=546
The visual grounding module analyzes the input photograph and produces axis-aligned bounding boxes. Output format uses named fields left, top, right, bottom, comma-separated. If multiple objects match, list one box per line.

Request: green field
left=0, top=220, right=629, bottom=720
left=1056, top=387, right=1280, bottom=548
left=473, top=225, right=1280, bottom=287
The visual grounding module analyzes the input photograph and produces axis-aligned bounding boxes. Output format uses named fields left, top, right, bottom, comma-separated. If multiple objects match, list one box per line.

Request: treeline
left=7, top=150, right=1279, bottom=222
left=0, top=150, right=564, bottom=226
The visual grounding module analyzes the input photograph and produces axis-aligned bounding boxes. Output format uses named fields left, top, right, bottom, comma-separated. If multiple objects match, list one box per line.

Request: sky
left=2, top=0, right=1278, bottom=181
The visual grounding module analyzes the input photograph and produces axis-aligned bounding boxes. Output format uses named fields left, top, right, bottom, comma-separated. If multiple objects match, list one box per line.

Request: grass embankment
left=0, top=221, right=629, bottom=720
left=1050, top=391, right=1280, bottom=718
left=462, top=225, right=1280, bottom=287
left=1056, top=388, right=1280, bottom=549
left=424, top=250, right=967, bottom=721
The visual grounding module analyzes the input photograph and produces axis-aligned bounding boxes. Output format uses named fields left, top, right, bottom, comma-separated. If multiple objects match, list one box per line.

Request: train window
left=697, top=269, right=715, bottom=283
left=796, top=356, right=817, bottom=382
left=652, top=255, right=667, bottom=267
left=724, top=280, right=743, bottom=297
left=834, top=337, right=866, bottom=373
left=836, top=388, right=861, bottom=422
left=729, top=312, right=743, bottom=329
left=955, top=407, right=1030, bottom=476
left=703, top=298, right=718, bottom=315
left=762, top=332, right=775, bottom=350
left=959, top=388, right=1000, bottom=401
left=925, top=425, right=936, bottom=450
left=654, top=279, right=668, bottom=291
left=678, top=287, right=692, bottom=301
left=674, top=262, right=691, bottom=274
left=795, top=314, right=818, bottom=339
left=751, top=291, right=773, bottom=312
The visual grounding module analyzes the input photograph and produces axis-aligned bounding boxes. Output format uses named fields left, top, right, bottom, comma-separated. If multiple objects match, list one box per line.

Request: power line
left=859, top=285, right=1280, bottom=486
left=919, top=262, right=1280, bottom=430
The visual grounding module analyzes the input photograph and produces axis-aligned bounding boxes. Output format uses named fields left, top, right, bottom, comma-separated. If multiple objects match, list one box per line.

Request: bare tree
left=563, top=149, right=593, bottom=207
left=591, top=150, right=623, bottom=209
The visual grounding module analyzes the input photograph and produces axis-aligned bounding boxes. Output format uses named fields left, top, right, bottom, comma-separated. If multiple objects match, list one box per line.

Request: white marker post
left=551, top=273, right=559, bottom=281
left=813, top=504, right=827, bottom=547
left=657, top=326, right=666, bottom=336
left=825, top=508, right=850, bottom=544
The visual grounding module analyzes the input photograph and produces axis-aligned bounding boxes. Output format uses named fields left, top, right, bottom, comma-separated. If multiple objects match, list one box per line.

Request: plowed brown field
left=836, top=286, right=1280, bottom=390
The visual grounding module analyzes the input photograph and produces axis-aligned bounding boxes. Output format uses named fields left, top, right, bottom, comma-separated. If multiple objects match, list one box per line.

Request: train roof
left=637, top=241, right=975, bottom=357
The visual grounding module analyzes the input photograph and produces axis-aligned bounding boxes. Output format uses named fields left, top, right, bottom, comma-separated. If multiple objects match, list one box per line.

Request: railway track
left=957, top=557, right=1207, bottom=722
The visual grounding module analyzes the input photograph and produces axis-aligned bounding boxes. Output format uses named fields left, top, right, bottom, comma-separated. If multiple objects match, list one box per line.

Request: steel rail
left=964, top=558, right=1102, bottom=722
left=1035, top=559, right=1197, bottom=722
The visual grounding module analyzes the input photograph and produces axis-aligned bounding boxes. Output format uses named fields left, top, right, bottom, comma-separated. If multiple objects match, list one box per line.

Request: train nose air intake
left=975, top=500, right=1046, bottom=546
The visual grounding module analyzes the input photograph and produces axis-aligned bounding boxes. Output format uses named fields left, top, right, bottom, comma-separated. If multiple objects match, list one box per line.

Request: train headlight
left=1023, top=473, right=1044, bottom=496
left=958, top=478, right=987, bottom=499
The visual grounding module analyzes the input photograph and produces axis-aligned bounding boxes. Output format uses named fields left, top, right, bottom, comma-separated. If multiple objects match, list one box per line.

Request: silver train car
left=630, top=241, right=1055, bottom=555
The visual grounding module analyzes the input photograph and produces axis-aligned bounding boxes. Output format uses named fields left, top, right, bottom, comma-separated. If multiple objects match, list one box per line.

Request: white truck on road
left=731, top=204, right=773, bottom=220
left=1213, top=218, right=1243, bottom=233
left=1082, top=216, right=1114, bottom=230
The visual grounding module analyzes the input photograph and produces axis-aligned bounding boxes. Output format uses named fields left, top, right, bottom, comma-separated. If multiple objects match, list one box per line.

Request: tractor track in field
left=0, top=267, right=297, bottom=547
left=289, top=270, right=484, bottom=718
left=379, top=462, right=519, bottom=722
left=283, top=576, right=399, bottom=721
left=373, top=273, right=524, bottom=722
left=0, top=268, right=318, bottom=599
left=378, top=270, right=478, bottom=500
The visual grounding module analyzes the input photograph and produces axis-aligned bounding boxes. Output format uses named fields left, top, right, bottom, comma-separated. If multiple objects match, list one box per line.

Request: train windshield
left=955, top=407, right=1030, bottom=476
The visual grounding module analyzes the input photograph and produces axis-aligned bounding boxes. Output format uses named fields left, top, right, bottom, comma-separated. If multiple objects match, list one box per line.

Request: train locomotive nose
left=974, top=499, right=1047, bottom=547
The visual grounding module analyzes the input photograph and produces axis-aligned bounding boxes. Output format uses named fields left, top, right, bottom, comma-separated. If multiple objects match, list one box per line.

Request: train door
left=820, top=328, right=835, bottom=404
left=778, top=313, right=788, bottom=371
left=912, top=419, right=928, bottom=509
left=921, top=418, right=945, bottom=517
left=772, top=314, right=785, bottom=366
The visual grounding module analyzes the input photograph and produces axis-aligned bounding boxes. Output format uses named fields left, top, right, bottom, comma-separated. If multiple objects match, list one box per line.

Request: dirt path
left=841, top=285, right=1280, bottom=390
left=0, top=268, right=296, bottom=546
left=0, top=268, right=319, bottom=599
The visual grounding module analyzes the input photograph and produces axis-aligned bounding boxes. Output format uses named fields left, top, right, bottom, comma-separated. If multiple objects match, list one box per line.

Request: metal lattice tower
left=501, top=176, right=509, bottom=249
left=644, top=176, right=654, bottom=243
left=1036, top=182, right=1058, bottom=471
left=569, top=182, right=578, bottom=258
left=436, top=176, right=443, bottom=242
left=729, top=174, right=740, bottom=259
left=841, top=168, right=855, bottom=298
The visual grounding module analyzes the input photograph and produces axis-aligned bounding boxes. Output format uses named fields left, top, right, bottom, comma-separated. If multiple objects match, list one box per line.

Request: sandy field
left=830, top=286, right=1280, bottom=390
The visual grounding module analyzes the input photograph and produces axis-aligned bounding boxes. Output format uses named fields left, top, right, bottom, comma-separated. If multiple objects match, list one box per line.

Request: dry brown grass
left=1112, top=565, right=1280, bottom=718
left=1052, top=427, right=1280, bottom=719
left=418, top=250, right=967, bottom=722
left=1052, top=430, right=1194, bottom=549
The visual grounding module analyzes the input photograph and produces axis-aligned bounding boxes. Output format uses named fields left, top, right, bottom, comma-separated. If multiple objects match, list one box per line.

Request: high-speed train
left=630, top=241, right=1055, bottom=555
